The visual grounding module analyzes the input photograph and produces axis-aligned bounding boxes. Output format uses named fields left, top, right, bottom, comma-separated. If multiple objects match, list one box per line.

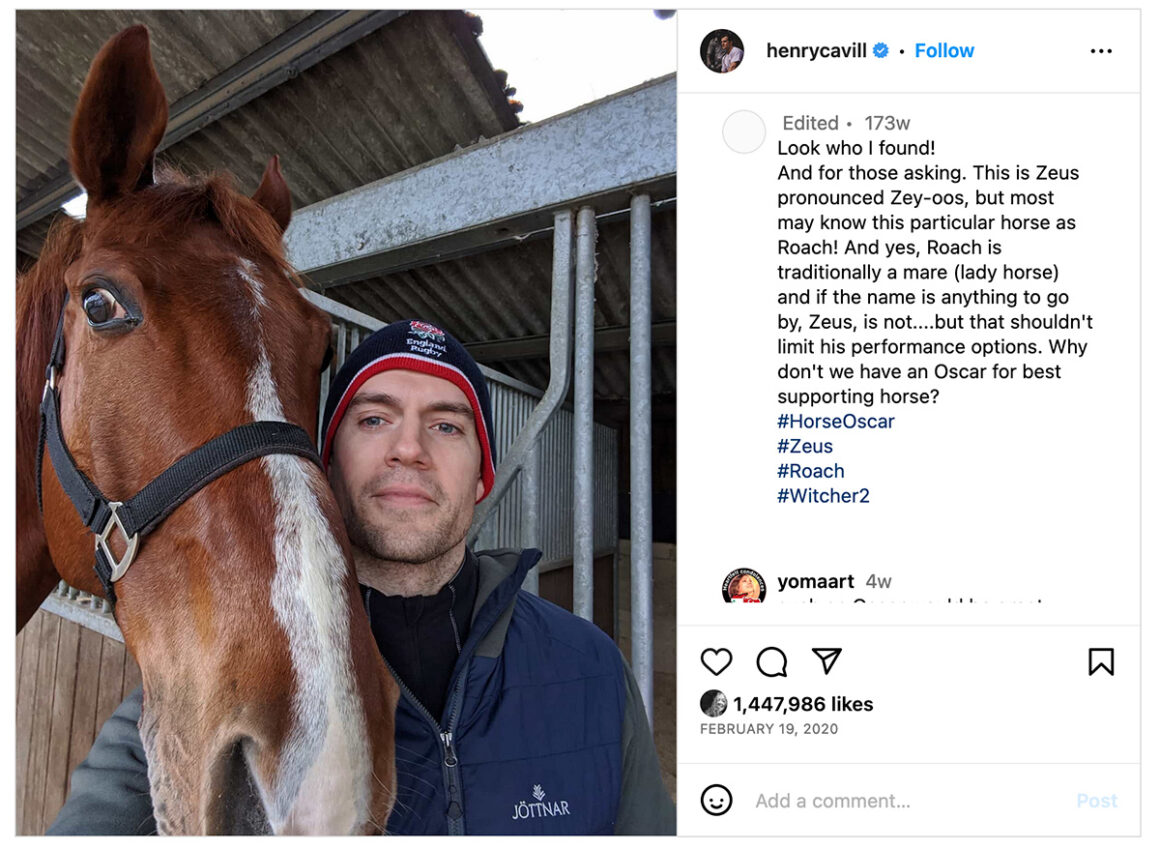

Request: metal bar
left=611, top=541, right=621, bottom=646
left=520, top=438, right=541, bottom=595
left=302, top=289, right=386, bottom=332
left=16, top=10, right=407, bottom=231
left=463, top=320, right=676, bottom=363
left=335, top=323, right=349, bottom=370
left=291, top=193, right=676, bottom=284
left=572, top=206, right=597, bottom=622
left=301, top=288, right=548, bottom=398
left=40, top=594, right=123, bottom=643
left=629, top=192, right=654, bottom=724
left=285, top=76, right=676, bottom=286
left=469, top=210, right=574, bottom=543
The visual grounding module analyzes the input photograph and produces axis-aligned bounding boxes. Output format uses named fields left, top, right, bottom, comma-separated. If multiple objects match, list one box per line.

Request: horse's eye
left=82, top=288, right=124, bottom=326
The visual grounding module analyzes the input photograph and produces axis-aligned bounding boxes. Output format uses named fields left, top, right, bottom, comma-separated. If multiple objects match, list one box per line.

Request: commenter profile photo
left=701, top=29, right=744, bottom=73
left=722, top=569, right=766, bottom=603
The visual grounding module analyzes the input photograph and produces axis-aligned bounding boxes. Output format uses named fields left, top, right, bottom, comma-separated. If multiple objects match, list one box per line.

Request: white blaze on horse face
left=240, top=262, right=371, bottom=834
left=237, top=259, right=268, bottom=319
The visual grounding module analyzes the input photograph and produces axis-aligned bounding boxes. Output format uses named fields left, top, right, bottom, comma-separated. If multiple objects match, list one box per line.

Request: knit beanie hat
left=320, top=319, right=496, bottom=500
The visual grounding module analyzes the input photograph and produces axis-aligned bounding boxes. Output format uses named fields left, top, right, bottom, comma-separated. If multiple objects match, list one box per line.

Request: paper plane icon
left=812, top=648, right=842, bottom=675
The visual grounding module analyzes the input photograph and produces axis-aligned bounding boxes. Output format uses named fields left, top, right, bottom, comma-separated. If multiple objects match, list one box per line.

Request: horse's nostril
left=210, top=739, right=271, bottom=835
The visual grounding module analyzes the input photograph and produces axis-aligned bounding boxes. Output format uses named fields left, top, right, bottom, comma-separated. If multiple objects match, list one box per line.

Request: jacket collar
left=467, top=548, right=542, bottom=660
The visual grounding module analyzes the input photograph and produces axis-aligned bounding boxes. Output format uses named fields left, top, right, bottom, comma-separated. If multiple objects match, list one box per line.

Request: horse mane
left=16, top=214, right=82, bottom=482
left=15, top=166, right=302, bottom=482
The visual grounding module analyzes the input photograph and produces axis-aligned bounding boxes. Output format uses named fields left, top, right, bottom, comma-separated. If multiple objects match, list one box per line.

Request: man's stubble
left=335, top=472, right=473, bottom=596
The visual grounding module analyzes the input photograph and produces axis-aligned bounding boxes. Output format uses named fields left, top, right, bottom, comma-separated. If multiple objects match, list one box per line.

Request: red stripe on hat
left=322, top=354, right=495, bottom=501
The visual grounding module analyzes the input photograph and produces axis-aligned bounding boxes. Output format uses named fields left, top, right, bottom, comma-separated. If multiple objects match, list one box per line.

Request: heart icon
left=701, top=648, right=732, bottom=676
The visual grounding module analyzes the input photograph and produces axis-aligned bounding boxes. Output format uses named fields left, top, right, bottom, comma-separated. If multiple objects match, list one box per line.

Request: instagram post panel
left=9, top=4, right=1152, bottom=844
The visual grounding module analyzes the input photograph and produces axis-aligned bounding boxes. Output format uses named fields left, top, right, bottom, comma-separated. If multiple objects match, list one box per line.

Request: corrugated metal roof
left=321, top=207, right=677, bottom=402
left=16, top=10, right=518, bottom=251
left=16, top=10, right=313, bottom=201
left=15, top=10, right=674, bottom=405
left=16, top=216, right=55, bottom=262
left=155, top=11, right=518, bottom=212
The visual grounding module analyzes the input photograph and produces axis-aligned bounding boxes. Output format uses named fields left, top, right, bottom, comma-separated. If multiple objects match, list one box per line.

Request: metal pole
left=520, top=438, right=541, bottom=595
left=611, top=541, right=621, bottom=646
left=629, top=193, right=654, bottom=724
left=469, top=211, right=574, bottom=543
left=572, top=206, right=597, bottom=621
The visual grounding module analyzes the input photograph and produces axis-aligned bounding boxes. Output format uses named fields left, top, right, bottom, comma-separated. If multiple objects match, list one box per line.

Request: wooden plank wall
left=15, top=608, right=142, bottom=836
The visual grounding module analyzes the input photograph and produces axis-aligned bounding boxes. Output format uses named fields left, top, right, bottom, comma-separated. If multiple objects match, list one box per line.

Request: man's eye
left=434, top=422, right=462, bottom=435
left=359, top=416, right=385, bottom=428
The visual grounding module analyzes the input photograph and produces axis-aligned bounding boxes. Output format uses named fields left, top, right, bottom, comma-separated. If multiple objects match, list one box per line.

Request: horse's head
left=24, top=26, right=397, bottom=833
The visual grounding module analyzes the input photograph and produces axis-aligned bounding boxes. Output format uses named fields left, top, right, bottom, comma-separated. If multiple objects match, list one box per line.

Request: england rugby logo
left=409, top=320, right=445, bottom=342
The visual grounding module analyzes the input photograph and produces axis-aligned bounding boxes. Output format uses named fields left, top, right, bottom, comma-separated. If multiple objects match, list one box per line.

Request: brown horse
left=15, top=26, right=397, bottom=834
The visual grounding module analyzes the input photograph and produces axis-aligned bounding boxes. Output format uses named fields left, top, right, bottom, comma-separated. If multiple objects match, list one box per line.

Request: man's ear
left=325, top=441, right=342, bottom=490
left=476, top=476, right=485, bottom=503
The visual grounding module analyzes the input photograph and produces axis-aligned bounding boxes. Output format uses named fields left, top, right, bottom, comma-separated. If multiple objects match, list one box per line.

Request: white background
left=678, top=7, right=1142, bottom=838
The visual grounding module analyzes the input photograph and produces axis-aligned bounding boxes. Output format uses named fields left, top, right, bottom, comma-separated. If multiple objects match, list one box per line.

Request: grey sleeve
left=46, top=686, right=157, bottom=835
left=613, top=657, right=676, bottom=835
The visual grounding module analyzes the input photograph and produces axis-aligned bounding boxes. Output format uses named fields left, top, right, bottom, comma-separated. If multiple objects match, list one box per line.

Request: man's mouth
left=372, top=485, right=436, bottom=505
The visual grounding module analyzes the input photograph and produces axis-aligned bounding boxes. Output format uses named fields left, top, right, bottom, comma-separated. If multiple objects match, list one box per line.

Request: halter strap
left=35, top=293, right=323, bottom=610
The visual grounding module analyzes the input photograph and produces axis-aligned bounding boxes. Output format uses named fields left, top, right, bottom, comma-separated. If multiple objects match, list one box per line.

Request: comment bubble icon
left=757, top=646, right=788, bottom=677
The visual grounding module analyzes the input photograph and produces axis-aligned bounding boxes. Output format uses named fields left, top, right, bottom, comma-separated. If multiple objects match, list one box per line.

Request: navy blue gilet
left=384, top=549, right=626, bottom=835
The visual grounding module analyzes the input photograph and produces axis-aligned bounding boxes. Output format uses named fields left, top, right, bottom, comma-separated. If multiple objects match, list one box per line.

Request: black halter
left=35, top=293, right=326, bottom=611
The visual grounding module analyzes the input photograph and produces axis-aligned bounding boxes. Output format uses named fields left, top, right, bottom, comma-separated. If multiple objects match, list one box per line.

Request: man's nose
left=385, top=417, right=428, bottom=466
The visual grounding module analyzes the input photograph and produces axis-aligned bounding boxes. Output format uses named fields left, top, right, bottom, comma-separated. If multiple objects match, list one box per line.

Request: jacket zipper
left=364, top=555, right=534, bottom=835
left=365, top=587, right=467, bottom=834
left=448, top=582, right=463, bottom=653
left=378, top=655, right=467, bottom=833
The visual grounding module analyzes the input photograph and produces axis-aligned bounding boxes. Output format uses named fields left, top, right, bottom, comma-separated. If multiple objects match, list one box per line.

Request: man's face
left=721, top=36, right=732, bottom=52
left=327, top=369, right=484, bottom=565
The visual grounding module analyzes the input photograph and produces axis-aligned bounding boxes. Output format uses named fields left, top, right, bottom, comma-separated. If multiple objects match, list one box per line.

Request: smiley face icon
left=700, top=783, right=733, bottom=816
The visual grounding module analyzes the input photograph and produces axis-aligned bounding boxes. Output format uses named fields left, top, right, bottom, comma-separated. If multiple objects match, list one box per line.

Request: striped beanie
left=320, top=319, right=496, bottom=500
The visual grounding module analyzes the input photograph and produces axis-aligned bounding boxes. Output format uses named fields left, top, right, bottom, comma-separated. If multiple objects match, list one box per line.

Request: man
left=720, top=34, right=743, bottom=73
left=48, top=319, right=674, bottom=836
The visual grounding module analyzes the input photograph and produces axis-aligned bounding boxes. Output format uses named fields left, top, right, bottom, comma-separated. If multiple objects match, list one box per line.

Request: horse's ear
left=252, top=155, right=293, bottom=233
left=69, top=25, right=168, bottom=206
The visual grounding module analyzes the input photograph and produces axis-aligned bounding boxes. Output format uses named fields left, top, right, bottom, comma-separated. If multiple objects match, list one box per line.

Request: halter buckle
left=96, top=502, right=140, bottom=582
left=42, top=366, right=56, bottom=402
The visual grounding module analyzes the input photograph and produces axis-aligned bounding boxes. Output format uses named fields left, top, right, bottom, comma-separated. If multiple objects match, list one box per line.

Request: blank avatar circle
left=701, top=784, right=733, bottom=816
left=722, top=110, right=766, bottom=154
left=700, top=689, right=728, bottom=717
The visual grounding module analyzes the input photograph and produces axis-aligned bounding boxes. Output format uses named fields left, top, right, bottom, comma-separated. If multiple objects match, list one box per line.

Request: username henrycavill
left=766, top=41, right=976, bottom=61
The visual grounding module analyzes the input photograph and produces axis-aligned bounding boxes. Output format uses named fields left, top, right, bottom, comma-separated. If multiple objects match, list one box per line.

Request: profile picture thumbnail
left=701, top=689, right=728, bottom=718
left=721, top=568, right=766, bottom=603
left=701, top=29, right=744, bottom=74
